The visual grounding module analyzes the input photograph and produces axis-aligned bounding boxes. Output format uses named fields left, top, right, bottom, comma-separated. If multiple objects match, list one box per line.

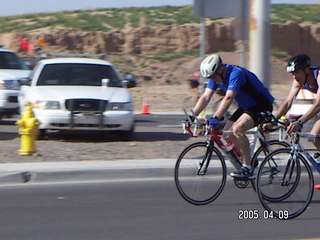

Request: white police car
left=0, top=48, right=31, bottom=117
left=18, top=57, right=135, bottom=139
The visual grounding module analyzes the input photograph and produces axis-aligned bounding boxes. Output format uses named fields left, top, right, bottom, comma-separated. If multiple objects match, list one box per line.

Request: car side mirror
left=19, top=77, right=31, bottom=86
left=122, top=74, right=136, bottom=88
left=101, top=78, right=110, bottom=87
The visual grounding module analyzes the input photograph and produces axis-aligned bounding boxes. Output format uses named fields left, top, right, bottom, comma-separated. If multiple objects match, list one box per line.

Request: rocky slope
left=1, top=19, right=320, bottom=60
left=1, top=19, right=317, bottom=112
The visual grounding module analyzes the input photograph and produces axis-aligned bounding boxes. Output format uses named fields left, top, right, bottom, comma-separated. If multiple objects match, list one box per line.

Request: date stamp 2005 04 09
left=238, top=209, right=289, bottom=220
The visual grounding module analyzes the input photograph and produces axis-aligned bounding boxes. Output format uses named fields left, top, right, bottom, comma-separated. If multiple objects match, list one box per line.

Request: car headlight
left=0, top=79, right=20, bottom=90
left=109, top=102, right=132, bottom=111
left=33, top=101, right=61, bottom=109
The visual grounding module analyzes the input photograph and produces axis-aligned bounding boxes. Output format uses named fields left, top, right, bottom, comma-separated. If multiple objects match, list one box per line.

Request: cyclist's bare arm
left=298, top=73, right=320, bottom=124
left=275, top=80, right=301, bottom=119
left=193, top=87, right=215, bottom=116
left=263, top=83, right=298, bottom=131
left=213, top=90, right=236, bottom=120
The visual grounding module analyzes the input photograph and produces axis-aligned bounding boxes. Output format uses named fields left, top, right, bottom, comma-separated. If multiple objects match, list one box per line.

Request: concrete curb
left=0, top=159, right=177, bottom=184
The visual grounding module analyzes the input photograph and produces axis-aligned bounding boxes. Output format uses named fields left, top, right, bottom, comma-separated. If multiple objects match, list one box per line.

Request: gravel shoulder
left=0, top=82, right=290, bottom=164
left=0, top=117, right=200, bottom=163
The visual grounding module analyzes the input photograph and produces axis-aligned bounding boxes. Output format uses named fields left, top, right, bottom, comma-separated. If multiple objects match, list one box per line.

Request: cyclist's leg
left=310, top=118, right=320, bottom=188
left=310, top=118, right=320, bottom=150
left=227, top=113, right=255, bottom=167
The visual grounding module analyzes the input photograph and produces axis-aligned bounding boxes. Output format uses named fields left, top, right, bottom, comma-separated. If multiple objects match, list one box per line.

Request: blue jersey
left=303, top=66, right=320, bottom=93
left=206, top=64, right=274, bottom=109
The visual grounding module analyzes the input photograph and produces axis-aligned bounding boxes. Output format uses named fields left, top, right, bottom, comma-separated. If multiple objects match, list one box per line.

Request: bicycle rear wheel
left=174, top=142, right=227, bottom=205
left=256, top=148, right=314, bottom=219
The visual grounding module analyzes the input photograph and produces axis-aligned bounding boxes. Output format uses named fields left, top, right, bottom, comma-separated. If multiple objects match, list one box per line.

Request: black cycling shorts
left=229, top=103, right=273, bottom=126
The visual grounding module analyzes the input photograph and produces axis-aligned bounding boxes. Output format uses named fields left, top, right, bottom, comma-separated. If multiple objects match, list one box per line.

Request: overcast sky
left=0, top=0, right=318, bottom=16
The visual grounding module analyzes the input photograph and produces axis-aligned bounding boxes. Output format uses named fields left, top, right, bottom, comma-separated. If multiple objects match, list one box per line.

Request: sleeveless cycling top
left=206, top=64, right=274, bottom=110
left=303, top=66, right=320, bottom=93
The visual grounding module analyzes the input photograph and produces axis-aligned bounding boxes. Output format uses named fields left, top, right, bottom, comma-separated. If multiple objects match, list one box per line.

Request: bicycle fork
left=197, top=142, right=214, bottom=176
left=280, top=150, right=297, bottom=187
left=265, top=150, right=296, bottom=186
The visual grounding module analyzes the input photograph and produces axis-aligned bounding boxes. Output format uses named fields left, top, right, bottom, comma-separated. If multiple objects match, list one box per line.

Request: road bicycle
left=256, top=131, right=320, bottom=219
left=174, top=110, right=289, bottom=205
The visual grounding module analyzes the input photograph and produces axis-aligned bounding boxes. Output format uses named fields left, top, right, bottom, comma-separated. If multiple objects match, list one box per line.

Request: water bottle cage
left=212, top=133, right=243, bottom=170
left=226, top=150, right=243, bottom=170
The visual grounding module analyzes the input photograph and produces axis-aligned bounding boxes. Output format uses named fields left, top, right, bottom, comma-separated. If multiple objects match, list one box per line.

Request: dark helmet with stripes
left=287, top=54, right=311, bottom=72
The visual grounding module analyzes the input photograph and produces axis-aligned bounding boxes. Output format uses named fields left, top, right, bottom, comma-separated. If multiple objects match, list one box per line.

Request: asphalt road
left=0, top=179, right=320, bottom=240
left=1, top=113, right=320, bottom=240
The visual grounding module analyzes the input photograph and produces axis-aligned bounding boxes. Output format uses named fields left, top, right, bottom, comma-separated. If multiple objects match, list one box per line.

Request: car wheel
left=37, top=129, right=47, bottom=140
left=118, top=125, right=135, bottom=141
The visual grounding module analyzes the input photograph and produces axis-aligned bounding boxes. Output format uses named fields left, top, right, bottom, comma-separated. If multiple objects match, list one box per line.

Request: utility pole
left=249, top=0, right=271, bottom=88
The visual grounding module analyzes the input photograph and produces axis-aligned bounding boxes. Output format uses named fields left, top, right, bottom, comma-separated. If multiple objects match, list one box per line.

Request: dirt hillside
left=0, top=20, right=296, bottom=113
left=120, top=52, right=291, bottom=113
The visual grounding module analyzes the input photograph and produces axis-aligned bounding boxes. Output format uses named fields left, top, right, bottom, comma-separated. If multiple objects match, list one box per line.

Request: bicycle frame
left=184, top=118, right=286, bottom=167
left=210, top=127, right=281, bottom=162
left=289, top=133, right=320, bottom=172
left=181, top=107, right=289, bottom=178
left=175, top=111, right=290, bottom=205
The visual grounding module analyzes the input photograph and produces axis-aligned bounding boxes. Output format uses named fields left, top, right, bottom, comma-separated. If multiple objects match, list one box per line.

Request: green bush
left=150, top=50, right=199, bottom=62
left=271, top=48, right=289, bottom=60
left=272, top=4, right=320, bottom=23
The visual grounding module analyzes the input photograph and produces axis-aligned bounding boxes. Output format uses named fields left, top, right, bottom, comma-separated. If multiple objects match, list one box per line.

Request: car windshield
left=37, top=63, right=123, bottom=87
left=0, top=51, right=30, bottom=70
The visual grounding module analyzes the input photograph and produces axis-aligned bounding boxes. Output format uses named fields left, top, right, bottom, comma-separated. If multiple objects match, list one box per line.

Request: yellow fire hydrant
left=16, top=104, right=40, bottom=156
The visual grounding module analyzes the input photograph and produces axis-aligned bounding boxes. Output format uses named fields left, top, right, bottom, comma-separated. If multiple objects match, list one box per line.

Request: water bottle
left=221, top=139, right=242, bottom=170
left=278, top=115, right=288, bottom=141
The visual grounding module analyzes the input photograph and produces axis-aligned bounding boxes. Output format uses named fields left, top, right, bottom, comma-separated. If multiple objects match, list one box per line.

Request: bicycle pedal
left=248, top=175, right=256, bottom=180
left=231, top=175, right=253, bottom=180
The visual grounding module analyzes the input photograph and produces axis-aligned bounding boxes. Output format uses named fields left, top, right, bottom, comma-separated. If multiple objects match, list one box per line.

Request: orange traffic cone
left=140, top=95, right=151, bottom=114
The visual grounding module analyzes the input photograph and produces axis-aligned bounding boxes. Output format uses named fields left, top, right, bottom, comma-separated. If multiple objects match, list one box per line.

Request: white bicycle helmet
left=200, top=54, right=223, bottom=78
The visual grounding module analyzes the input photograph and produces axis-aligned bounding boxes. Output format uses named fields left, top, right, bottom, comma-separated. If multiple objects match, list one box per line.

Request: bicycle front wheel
left=174, top=142, right=227, bottom=205
left=256, top=148, right=314, bottom=219
left=251, top=140, right=290, bottom=190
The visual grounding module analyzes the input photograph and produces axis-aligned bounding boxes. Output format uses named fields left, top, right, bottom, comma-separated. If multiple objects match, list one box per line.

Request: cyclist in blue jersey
left=192, top=54, right=274, bottom=179
left=272, top=54, right=320, bottom=160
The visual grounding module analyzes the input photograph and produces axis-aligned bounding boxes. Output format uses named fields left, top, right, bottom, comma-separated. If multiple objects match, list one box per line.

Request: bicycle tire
left=251, top=140, right=290, bottom=190
left=256, top=148, right=314, bottom=219
left=174, top=142, right=227, bottom=205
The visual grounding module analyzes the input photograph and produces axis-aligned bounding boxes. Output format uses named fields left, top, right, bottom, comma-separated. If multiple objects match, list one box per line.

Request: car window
left=0, top=52, right=30, bottom=70
left=37, top=63, right=123, bottom=87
